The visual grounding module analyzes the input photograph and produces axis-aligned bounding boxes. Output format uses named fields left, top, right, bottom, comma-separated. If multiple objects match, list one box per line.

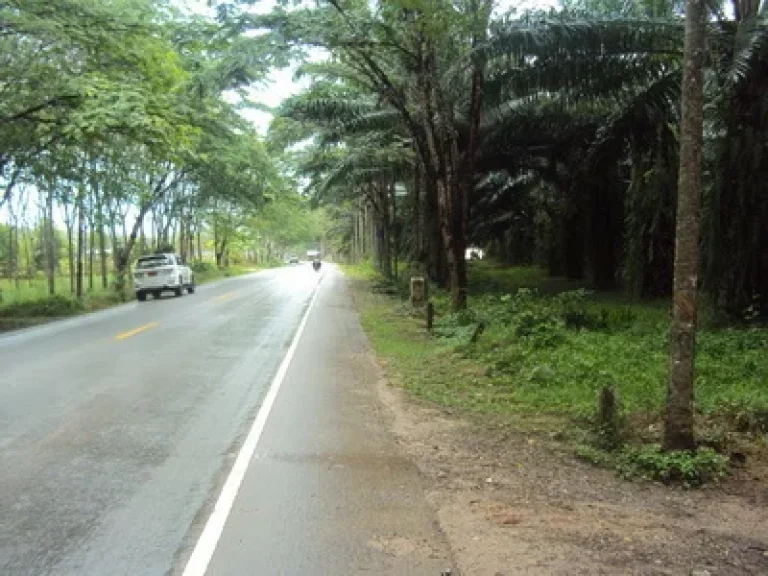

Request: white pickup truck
left=133, top=253, right=195, bottom=301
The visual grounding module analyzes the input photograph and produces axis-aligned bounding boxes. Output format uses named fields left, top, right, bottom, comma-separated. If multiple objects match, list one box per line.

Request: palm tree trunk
left=664, top=0, right=707, bottom=452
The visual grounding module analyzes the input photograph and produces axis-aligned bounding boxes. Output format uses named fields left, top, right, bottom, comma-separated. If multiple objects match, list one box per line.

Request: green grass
left=0, top=275, right=116, bottom=305
left=0, top=263, right=266, bottom=329
left=339, top=259, right=378, bottom=281
left=347, top=260, right=768, bottom=438
left=192, top=263, right=261, bottom=285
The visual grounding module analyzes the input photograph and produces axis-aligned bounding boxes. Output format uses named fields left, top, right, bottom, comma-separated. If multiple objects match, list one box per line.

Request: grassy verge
left=191, top=263, right=263, bottom=285
left=0, top=264, right=267, bottom=331
left=347, top=260, right=768, bottom=485
left=0, top=275, right=116, bottom=305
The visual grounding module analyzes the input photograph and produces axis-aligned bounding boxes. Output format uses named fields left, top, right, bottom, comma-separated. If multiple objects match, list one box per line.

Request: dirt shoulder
left=351, top=281, right=768, bottom=576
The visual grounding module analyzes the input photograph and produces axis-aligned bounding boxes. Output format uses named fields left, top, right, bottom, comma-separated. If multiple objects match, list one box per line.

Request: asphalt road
left=200, top=267, right=450, bottom=576
left=0, top=265, right=450, bottom=575
left=0, top=267, right=319, bottom=575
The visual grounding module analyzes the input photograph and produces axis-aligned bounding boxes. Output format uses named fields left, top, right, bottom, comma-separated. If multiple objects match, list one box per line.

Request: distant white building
left=466, top=246, right=484, bottom=260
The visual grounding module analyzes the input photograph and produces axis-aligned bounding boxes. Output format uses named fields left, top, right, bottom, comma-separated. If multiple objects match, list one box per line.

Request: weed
left=575, top=444, right=614, bottom=467
left=617, top=445, right=729, bottom=486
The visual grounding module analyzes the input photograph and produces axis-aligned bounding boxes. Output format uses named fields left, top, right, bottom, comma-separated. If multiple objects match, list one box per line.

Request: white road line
left=181, top=275, right=324, bottom=576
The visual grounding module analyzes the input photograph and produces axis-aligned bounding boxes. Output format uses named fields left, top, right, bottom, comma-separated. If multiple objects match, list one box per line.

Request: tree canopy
left=0, top=0, right=321, bottom=299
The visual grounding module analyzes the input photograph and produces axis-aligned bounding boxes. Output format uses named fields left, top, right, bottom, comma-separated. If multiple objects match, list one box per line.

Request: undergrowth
left=576, top=444, right=729, bottom=486
left=347, top=260, right=768, bottom=486
left=0, top=294, right=86, bottom=318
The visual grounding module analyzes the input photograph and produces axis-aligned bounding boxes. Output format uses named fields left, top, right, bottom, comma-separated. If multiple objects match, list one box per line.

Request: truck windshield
left=137, top=256, right=170, bottom=269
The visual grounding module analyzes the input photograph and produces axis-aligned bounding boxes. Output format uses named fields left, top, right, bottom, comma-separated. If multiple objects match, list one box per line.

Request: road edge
left=180, top=270, right=324, bottom=576
left=0, top=268, right=277, bottom=345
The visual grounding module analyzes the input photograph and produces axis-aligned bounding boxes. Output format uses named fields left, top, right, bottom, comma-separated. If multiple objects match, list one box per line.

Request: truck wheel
left=136, top=291, right=147, bottom=302
left=187, top=276, right=196, bottom=294
left=175, top=277, right=184, bottom=297
left=153, top=290, right=161, bottom=299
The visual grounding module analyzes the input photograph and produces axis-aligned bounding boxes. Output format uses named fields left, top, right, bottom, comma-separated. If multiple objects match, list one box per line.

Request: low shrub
left=0, top=294, right=85, bottom=318
left=190, top=261, right=216, bottom=274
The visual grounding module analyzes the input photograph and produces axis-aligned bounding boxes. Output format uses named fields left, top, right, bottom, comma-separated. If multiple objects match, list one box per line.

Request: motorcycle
left=312, top=260, right=322, bottom=272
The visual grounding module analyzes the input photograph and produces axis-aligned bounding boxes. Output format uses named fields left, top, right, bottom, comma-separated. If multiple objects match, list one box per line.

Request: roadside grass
left=191, top=263, right=262, bottom=285
left=0, top=275, right=116, bottom=305
left=339, top=259, right=378, bottom=281
left=347, top=260, right=768, bottom=484
left=0, top=264, right=265, bottom=330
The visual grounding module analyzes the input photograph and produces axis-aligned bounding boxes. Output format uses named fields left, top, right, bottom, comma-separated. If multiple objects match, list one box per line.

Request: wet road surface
left=0, top=267, right=317, bottom=575
left=0, top=266, right=450, bottom=575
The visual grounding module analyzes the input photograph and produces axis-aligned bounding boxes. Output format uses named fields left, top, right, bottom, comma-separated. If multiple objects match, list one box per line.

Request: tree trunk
left=197, top=227, right=202, bottom=263
left=108, top=205, right=119, bottom=277
left=45, top=189, right=55, bottom=296
left=12, top=220, right=20, bottom=289
left=99, top=216, right=108, bottom=289
left=76, top=188, right=85, bottom=299
left=89, top=220, right=94, bottom=291
left=7, top=222, right=14, bottom=282
left=420, top=41, right=466, bottom=309
left=664, top=0, right=706, bottom=452
left=451, top=0, right=490, bottom=310
left=413, top=160, right=424, bottom=269
left=589, top=176, right=621, bottom=291
left=216, top=238, right=227, bottom=268
left=188, top=221, right=195, bottom=262
left=179, top=211, right=186, bottom=261
left=391, top=178, right=398, bottom=279
left=170, top=221, right=177, bottom=252
left=564, top=185, right=586, bottom=281
left=213, top=216, right=219, bottom=264
left=424, top=175, right=445, bottom=286
left=24, top=226, right=32, bottom=285
left=377, top=182, right=392, bottom=279
left=114, top=203, right=154, bottom=298
left=63, top=198, right=75, bottom=294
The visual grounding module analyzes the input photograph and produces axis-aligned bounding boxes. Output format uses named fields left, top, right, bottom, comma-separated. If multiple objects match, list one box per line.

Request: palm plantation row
left=264, top=0, right=766, bottom=452
left=275, top=0, right=765, bottom=317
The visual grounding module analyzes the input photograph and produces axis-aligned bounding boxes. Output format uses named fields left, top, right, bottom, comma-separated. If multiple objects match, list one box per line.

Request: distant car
left=133, top=253, right=195, bottom=301
left=288, top=255, right=299, bottom=264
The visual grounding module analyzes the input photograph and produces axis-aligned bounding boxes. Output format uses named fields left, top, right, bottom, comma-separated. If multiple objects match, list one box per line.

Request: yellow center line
left=215, top=292, right=236, bottom=302
left=115, top=322, right=159, bottom=341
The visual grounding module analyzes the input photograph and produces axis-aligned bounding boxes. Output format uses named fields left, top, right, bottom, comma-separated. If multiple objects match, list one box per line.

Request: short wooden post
left=426, top=301, right=435, bottom=331
left=410, top=276, right=426, bottom=307
left=598, top=385, right=621, bottom=448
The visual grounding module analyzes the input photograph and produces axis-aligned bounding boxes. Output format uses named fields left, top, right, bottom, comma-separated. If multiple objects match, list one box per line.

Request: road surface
left=0, top=266, right=450, bottom=575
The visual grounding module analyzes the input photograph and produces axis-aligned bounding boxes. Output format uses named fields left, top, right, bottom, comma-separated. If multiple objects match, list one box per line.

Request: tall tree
left=664, top=0, right=707, bottom=451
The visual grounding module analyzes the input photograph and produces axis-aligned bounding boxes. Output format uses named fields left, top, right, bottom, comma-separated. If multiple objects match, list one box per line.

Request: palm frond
left=279, top=97, right=378, bottom=124
left=587, top=68, right=681, bottom=166
left=485, top=18, right=684, bottom=62
left=724, top=16, right=768, bottom=88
